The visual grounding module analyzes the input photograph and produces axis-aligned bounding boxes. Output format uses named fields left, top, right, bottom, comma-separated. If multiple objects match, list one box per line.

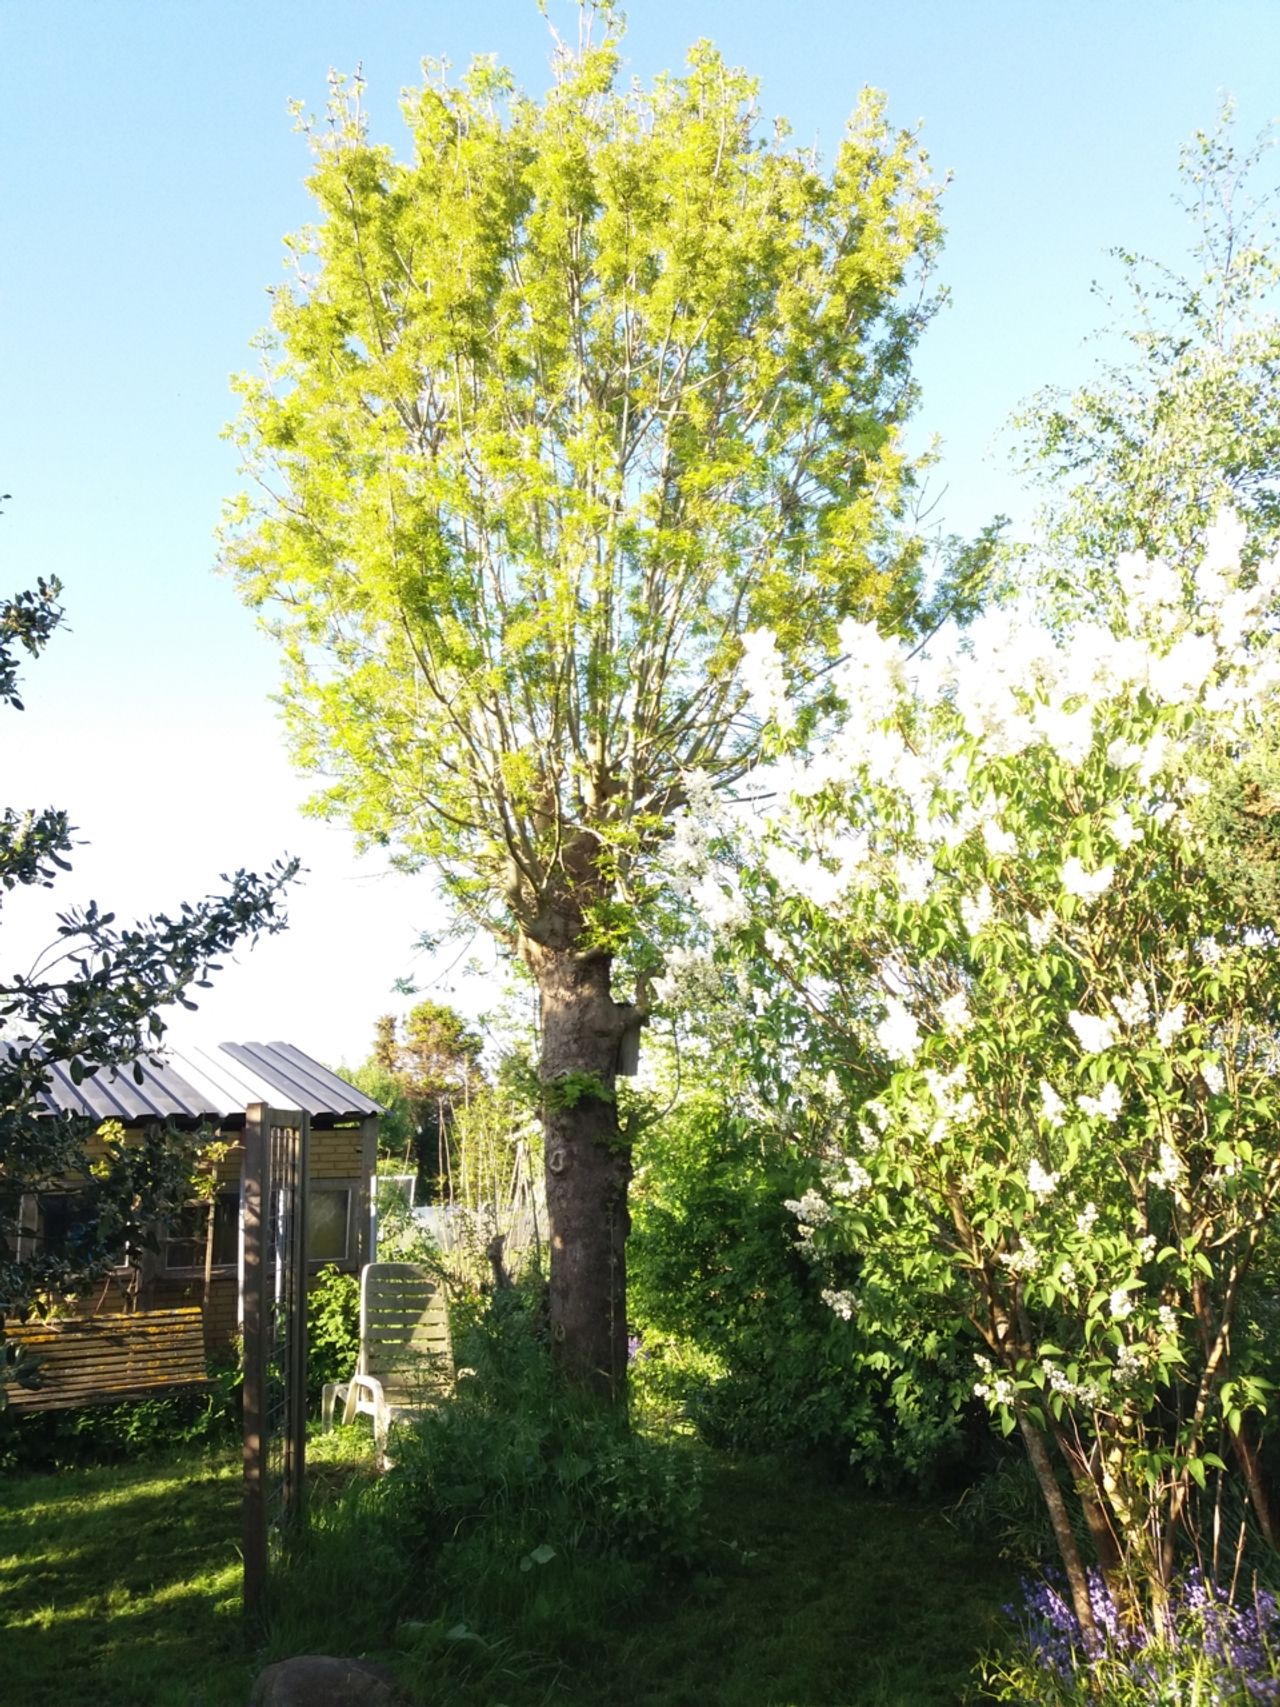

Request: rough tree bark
left=525, top=938, right=637, bottom=1402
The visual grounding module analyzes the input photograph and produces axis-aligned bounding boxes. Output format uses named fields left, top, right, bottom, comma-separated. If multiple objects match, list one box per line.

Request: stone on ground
left=249, top=1655, right=405, bottom=1706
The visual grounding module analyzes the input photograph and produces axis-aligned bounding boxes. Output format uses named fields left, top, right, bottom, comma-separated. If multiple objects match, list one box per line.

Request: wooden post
left=283, top=1109, right=310, bottom=1531
left=241, top=1102, right=269, bottom=1625
left=242, top=1103, right=310, bottom=1619
left=357, top=1116, right=378, bottom=1268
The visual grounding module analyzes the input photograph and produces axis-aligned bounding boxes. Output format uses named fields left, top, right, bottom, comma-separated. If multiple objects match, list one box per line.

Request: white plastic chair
left=321, top=1262, right=452, bottom=1458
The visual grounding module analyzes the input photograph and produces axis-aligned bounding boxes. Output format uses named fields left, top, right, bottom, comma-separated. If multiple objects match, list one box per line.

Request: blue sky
left=1, top=1, right=1276, bottom=1065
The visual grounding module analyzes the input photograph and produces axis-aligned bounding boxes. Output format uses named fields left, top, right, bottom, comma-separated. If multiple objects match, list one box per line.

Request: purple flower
left=1010, top=1567, right=1280, bottom=1702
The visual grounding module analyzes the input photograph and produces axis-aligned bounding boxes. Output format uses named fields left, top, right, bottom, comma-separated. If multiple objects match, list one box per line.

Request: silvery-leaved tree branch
left=221, top=20, right=962, bottom=1397
left=1017, top=102, right=1280, bottom=593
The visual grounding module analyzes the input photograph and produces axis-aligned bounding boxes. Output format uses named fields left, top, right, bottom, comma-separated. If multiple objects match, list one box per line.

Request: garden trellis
left=241, top=1102, right=310, bottom=1624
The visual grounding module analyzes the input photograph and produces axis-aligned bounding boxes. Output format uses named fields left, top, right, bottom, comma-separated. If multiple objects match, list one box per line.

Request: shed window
left=36, top=1191, right=99, bottom=1263
left=309, top=1185, right=354, bottom=1264
left=163, top=1192, right=239, bottom=1272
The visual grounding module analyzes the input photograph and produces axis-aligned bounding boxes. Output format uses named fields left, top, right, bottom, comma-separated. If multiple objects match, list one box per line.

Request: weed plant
left=946, top=1450, right=1078, bottom=1568
left=306, top=1263, right=360, bottom=1403
left=0, top=1357, right=240, bottom=1471
left=379, top=1283, right=705, bottom=1653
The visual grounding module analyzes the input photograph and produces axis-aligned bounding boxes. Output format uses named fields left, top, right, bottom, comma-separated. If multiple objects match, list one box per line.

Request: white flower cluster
left=1027, top=1158, right=1060, bottom=1201
left=1079, top=1082, right=1123, bottom=1124
left=1109, top=1286, right=1134, bottom=1321
left=821, top=1288, right=857, bottom=1320
left=997, top=1241, right=1042, bottom=1277
left=1068, top=1010, right=1118, bottom=1055
left=1039, top=1079, right=1066, bottom=1129
left=829, top=1155, right=872, bottom=1198
left=1026, top=910, right=1056, bottom=949
left=973, top=1353, right=1017, bottom=1409
left=959, top=885, right=995, bottom=937
left=709, top=514, right=1280, bottom=935
left=1156, top=1004, right=1187, bottom=1048
left=921, top=1064, right=975, bottom=1145
left=739, top=628, right=796, bottom=731
left=1113, top=1338, right=1158, bottom=1390
left=1062, top=857, right=1114, bottom=902
left=1148, top=1141, right=1185, bottom=1192
left=1044, top=1362, right=1104, bottom=1408
left=688, top=870, right=751, bottom=934
left=651, top=943, right=723, bottom=1010
left=1114, top=978, right=1152, bottom=1028
left=783, top=1188, right=833, bottom=1230
left=875, top=995, right=920, bottom=1063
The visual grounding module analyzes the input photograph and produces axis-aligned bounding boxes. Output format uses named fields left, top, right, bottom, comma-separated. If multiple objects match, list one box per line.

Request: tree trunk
left=1231, top=1416, right=1279, bottom=1550
left=526, top=938, right=635, bottom=1403
left=1019, top=1413, right=1100, bottom=1644
left=1055, top=1429, right=1126, bottom=1589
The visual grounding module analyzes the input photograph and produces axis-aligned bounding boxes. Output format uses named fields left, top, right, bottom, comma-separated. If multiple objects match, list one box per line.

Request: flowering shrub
left=668, top=514, right=1280, bottom=1636
left=984, top=1568, right=1280, bottom=1704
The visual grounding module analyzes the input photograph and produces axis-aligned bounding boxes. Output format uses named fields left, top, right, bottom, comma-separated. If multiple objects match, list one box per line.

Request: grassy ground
left=1, top=1438, right=1016, bottom=1707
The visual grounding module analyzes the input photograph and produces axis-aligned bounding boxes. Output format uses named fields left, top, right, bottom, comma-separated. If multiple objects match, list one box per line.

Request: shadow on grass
left=546, top=1455, right=1016, bottom=1707
left=1, top=1452, right=250, bottom=1707
left=2, top=1440, right=1017, bottom=1707
left=378, top=1451, right=1017, bottom=1707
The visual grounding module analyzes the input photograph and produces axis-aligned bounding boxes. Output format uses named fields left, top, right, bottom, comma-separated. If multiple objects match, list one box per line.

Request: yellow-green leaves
left=223, top=30, right=940, bottom=946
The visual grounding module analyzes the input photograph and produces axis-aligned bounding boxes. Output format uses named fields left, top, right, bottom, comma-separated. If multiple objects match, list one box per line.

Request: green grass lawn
left=1, top=1438, right=1016, bottom=1707
left=0, top=1449, right=247, bottom=1707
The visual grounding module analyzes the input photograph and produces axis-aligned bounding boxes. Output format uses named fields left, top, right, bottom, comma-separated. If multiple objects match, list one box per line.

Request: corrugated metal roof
left=16, top=1041, right=380, bottom=1125
left=33, top=1050, right=225, bottom=1123
left=220, top=1041, right=379, bottom=1119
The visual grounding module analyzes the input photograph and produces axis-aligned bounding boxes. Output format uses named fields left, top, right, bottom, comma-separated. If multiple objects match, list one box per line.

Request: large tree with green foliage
left=224, top=25, right=953, bottom=1394
left=0, top=568, right=296, bottom=1330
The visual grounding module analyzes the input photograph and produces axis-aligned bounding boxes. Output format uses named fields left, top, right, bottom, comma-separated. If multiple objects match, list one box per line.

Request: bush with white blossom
left=668, top=513, right=1280, bottom=1639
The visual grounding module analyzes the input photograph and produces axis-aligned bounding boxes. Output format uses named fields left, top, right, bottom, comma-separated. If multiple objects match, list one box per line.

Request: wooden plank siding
left=4, top=1307, right=207, bottom=1410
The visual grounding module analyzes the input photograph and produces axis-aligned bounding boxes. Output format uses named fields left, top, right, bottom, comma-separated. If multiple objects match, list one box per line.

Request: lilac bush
left=672, top=513, right=1280, bottom=1637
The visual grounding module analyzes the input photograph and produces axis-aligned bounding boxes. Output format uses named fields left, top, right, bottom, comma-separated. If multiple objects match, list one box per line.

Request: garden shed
left=5, top=1041, right=380, bottom=1404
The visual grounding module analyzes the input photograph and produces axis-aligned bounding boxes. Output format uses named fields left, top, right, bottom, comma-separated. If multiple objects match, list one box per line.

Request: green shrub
left=0, top=1355, right=240, bottom=1470
left=628, top=1092, right=973, bottom=1487
left=363, top=1278, right=704, bottom=1663
left=307, top=1263, right=361, bottom=1402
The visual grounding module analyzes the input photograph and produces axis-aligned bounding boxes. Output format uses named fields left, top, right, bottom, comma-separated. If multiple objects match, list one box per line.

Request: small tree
left=0, top=573, right=297, bottom=1323
left=223, top=24, right=951, bottom=1393
left=1017, top=105, right=1280, bottom=583
left=366, top=999, right=484, bottom=1196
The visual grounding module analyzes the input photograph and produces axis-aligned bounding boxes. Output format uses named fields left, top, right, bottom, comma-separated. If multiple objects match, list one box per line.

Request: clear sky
left=1, top=0, right=1276, bottom=1068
